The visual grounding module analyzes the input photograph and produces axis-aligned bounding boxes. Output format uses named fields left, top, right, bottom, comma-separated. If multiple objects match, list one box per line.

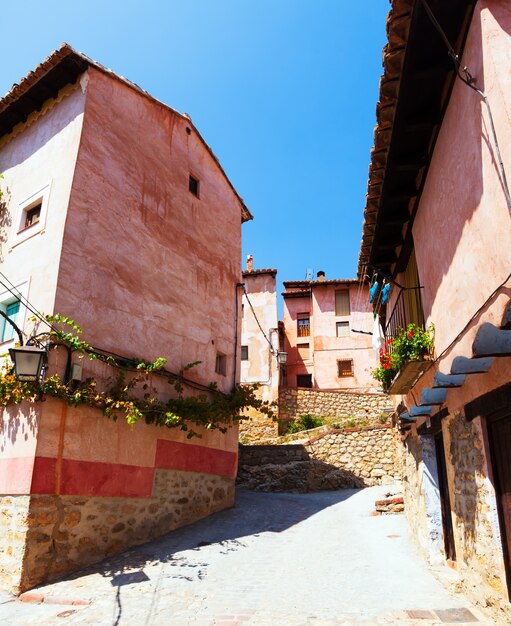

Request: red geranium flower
left=407, top=332, right=414, bottom=338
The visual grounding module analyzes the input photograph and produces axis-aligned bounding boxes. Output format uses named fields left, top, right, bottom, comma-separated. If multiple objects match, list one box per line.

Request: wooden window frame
left=337, top=359, right=354, bottom=378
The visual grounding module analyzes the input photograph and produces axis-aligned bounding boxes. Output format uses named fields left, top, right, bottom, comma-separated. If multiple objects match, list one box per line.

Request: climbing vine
left=0, top=314, right=276, bottom=438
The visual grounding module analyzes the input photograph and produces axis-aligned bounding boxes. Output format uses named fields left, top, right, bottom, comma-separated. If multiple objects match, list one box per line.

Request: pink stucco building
left=282, top=273, right=377, bottom=390
left=0, top=44, right=250, bottom=592
left=360, top=0, right=511, bottom=615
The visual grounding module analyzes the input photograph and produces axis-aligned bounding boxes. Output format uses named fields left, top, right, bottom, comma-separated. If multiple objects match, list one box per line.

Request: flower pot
left=388, top=359, right=431, bottom=395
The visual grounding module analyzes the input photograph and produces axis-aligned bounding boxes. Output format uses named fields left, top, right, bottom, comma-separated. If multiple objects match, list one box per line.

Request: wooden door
left=435, top=433, right=457, bottom=562
left=487, top=411, right=511, bottom=598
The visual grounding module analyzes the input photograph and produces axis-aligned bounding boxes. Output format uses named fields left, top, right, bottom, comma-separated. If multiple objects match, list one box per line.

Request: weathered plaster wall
left=0, top=83, right=86, bottom=350
left=237, top=425, right=399, bottom=492
left=239, top=271, right=279, bottom=443
left=283, top=293, right=313, bottom=385
left=55, top=67, right=243, bottom=394
left=412, top=2, right=511, bottom=364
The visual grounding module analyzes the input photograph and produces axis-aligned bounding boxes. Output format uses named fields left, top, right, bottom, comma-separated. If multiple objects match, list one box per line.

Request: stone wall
left=239, top=406, right=279, bottom=445
left=238, top=425, right=399, bottom=492
left=278, top=387, right=390, bottom=426
left=400, top=412, right=511, bottom=623
left=1, top=471, right=233, bottom=593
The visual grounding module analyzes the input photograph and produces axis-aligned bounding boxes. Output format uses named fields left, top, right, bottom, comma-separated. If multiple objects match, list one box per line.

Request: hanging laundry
left=381, top=282, right=391, bottom=305
left=369, top=280, right=379, bottom=303
left=372, top=314, right=385, bottom=357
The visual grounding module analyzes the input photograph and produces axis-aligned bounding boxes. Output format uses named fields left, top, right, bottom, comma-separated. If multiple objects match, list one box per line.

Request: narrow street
left=0, top=486, right=489, bottom=626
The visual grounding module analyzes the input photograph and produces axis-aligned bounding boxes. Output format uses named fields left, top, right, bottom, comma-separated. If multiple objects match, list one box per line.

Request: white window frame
left=11, top=182, right=52, bottom=247
left=0, top=279, right=30, bottom=352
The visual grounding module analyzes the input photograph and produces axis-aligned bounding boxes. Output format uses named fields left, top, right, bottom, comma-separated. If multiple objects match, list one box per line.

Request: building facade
left=282, top=273, right=376, bottom=390
left=239, top=257, right=279, bottom=442
left=360, top=0, right=511, bottom=616
left=0, top=44, right=250, bottom=591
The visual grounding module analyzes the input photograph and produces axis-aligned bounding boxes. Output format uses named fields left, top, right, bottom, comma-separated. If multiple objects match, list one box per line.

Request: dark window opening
left=215, top=353, right=226, bottom=376
left=189, top=175, right=200, bottom=197
left=20, top=203, right=42, bottom=232
left=241, top=345, right=248, bottom=360
left=296, top=374, right=312, bottom=388
left=337, top=359, right=354, bottom=377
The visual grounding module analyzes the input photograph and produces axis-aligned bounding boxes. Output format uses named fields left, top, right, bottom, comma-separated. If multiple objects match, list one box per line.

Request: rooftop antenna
left=305, top=268, right=313, bottom=281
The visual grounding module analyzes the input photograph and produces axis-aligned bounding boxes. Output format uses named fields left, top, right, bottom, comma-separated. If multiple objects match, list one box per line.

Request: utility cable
left=419, top=0, right=511, bottom=213
left=241, top=283, right=276, bottom=353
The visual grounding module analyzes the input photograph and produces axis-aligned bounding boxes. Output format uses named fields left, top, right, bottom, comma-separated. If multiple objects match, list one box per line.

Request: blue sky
left=0, top=0, right=388, bottom=289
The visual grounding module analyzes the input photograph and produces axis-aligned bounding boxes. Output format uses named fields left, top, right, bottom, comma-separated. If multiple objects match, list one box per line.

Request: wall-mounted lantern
left=276, top=351, right=288, bottom=365
left=9, top=345, right=47, bottom=382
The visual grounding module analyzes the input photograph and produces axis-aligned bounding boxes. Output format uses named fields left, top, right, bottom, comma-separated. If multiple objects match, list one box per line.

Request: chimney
left=246, top=254, right=253, bottom=272
left=317, top=271, right=325, bottom=282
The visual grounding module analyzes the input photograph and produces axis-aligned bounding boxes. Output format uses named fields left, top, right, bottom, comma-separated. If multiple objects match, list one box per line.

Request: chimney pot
left=317, top=271, right=325, bottom=281
left=247, top=254, right=253, bottom=272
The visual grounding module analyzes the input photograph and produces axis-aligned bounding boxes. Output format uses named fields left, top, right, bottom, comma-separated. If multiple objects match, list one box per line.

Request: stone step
left=409, top=405, right=433, bottom=417
left=473, top=322, right=511, bottom=357
left=419, top=387, right=447, bottom=406
left=450, top=356, right=493, bottom=375
left=433, top=372, right=466, bottom=388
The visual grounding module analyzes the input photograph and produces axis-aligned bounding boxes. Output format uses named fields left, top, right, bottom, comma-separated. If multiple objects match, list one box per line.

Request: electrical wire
left=419, top=0, right=511, bottom=213
left=241, top=283, right=276, bottom=353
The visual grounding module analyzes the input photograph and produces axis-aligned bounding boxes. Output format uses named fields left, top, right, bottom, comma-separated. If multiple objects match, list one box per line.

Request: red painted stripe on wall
left=0, top=457, right=36, bottom=494
left=155, top=440, right=237, bottom=478
left=60, top=459, right=154, bottom=498
left=31, top=457, right=57, bottom=494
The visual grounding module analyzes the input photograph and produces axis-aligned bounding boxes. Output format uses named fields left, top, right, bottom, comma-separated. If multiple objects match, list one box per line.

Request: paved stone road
left=0, top=486, right=492, bottom=625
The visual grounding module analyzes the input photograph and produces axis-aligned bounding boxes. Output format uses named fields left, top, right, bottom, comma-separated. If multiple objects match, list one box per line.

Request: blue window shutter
left=1, top=301, right=20, bottom=342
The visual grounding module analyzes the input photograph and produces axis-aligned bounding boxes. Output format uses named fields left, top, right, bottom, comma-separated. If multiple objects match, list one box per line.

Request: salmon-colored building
left=0, top=44, right=251, bottom=592
left=282, top=273, right=376, bottom=390
left=360, top=0, right=511, bottom=616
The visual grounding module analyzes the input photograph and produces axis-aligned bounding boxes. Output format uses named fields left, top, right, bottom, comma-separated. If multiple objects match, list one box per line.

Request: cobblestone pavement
left=0, top=486, right=493, bottom=625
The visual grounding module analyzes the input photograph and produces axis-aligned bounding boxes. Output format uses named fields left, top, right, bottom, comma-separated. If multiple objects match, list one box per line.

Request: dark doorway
left=487, top=410, right=511, bottom=599
left=434, top=433, right=457, bottom=562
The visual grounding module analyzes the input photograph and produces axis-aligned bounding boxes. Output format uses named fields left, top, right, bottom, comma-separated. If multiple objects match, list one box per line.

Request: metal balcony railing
left=384, top=287, right=425, bottom=344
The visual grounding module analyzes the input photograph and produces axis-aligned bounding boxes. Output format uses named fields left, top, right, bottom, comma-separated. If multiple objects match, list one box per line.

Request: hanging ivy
left=0, top=314, right=276, bottom=438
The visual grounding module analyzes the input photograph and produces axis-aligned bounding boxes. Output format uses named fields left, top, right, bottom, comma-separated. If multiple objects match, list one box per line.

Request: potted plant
left=372, top=323, right=434, bottom=394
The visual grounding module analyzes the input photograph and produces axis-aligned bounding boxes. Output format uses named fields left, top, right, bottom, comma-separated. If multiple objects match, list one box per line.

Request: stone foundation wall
left=1, top=470, right=234, bottom=593
left=238, top=425, right=399, bottom=492
left=401, top=412, right=511, bottom=622
left=278, top=387, right=390, bottom=425
left=239, top=406, right=279, bottom=445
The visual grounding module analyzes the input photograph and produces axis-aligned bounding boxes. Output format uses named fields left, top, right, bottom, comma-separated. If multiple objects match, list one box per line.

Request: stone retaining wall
left=1, top=471, right=233, bottom=593
left=238, top=425, right=399, bottom=492
left=279, top=387, right=390, bottom=425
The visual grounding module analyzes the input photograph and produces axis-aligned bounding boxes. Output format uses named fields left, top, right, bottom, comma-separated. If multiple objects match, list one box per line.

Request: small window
left=297, top=313, right=310, bottom=337
left=297, top=343, right=310, bottom=360
left=241, top=345, right=249, bottom=361
left=1, top=301, right=20, bottom=342
left=189, top=175, right=200, bottom=198
left=337, top=359, right=354, bottom=377
left=296, top=374, right=312, bottom=388
left=335, top=291, right=350, bottom=316
left=215, top=352, right=227, bottom=376
left=336, top=321, right=349, bottom=337
left=22, top=203, right=42, bottom=231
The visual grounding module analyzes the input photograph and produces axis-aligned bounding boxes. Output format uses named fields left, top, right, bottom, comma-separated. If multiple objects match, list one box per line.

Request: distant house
left=239, top=256, right=280, bottom=442
left=360, top=0, right=511, bottom=615
left=282, top=272, right=376, bottom=390
left=0, top=44, right=251, bottom=592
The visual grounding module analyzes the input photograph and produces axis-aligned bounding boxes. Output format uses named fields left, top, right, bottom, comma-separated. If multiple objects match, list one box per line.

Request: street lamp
left=276, top=351, right=288, bottom=365
left=9, top=345, right=47, bottom=382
